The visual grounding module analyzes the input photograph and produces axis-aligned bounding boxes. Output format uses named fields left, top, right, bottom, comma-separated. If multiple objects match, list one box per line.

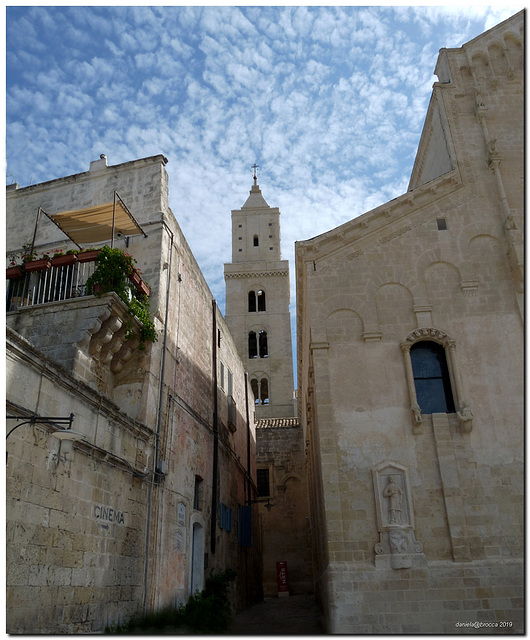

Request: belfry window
left=248, top=332, right=257, bottom=358
left=257, top=290, right=266, bottom=312
left=251, top=377, right=270, bottom=405
left=410, top=341, right=455, bottom=414
left=249, top=290, right=266, bottom=312
left=260, top=377, right=269, bottom=404
left=248, top=291, right=256, bottom=312
left=259, top=331, right=268, bottom=358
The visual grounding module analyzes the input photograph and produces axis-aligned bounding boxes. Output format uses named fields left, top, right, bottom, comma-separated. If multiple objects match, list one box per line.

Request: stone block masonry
left=320, top=560, right=524, bottom=634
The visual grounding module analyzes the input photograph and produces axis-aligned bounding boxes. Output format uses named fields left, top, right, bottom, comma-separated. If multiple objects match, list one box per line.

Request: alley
left=229, top=594, right=324, bottom=635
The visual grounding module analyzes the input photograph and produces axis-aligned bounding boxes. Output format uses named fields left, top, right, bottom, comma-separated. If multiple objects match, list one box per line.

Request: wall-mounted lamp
left=6, top=413, right=76, bottom=463
left=247, top=497, right=275, bottom=511
left=49, top=428, right=88, bottom=468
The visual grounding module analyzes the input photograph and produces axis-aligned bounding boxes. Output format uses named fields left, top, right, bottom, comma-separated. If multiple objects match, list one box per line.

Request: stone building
left=224, top=174, right=313, bottom=597
left=6, top=154, right=262, bottom=633
left=295, top=11, right=524, bottom=634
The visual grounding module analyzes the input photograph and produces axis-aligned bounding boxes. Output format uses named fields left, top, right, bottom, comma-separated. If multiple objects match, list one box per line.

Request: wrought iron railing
left=6, top=261, right=97, bottom=312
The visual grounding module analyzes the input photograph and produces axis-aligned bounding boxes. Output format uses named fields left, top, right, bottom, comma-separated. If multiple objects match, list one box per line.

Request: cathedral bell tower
left=224, top=167, right=295, bottom=418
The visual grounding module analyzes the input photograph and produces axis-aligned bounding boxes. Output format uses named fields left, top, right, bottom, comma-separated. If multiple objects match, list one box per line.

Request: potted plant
left=51, top=248, right=78, bottom=267
left=6, top=264, right=23, bottom=279
left=129, top=267, right=151, bottom=296
left=6, top=254, right=23, bottom=279
left=77, top=247, right=101, bottom=263
left=85, top=245, right=157, bottom=349
left=23, top=251, right=52, bottom=272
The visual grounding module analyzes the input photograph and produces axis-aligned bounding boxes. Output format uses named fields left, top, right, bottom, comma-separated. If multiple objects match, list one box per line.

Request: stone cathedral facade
left=295, top=11, right=523, bottom=633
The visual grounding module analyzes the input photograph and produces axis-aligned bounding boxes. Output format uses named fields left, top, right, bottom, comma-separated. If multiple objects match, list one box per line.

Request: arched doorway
left=190, top=521, right=204, bottom=594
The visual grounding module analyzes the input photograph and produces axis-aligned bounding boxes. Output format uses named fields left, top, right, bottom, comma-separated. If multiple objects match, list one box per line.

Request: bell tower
left=224, top=167, right=295, bottom=418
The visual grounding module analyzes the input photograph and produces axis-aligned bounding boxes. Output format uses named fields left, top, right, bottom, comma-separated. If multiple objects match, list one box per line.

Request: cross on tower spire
left=251, top=163, right=259, bottom=185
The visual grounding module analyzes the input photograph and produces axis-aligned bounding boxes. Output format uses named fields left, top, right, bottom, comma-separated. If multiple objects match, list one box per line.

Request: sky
left=5, top=4, right=522, bottom=331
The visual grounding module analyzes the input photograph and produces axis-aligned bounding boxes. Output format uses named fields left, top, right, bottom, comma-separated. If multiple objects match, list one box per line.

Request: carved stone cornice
left=404, top=327, right=448, bottom=344
left=224, top=270, right=289, bottom=279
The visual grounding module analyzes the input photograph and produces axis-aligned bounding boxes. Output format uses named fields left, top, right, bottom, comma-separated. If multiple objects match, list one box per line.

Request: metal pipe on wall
left=143, top=221, right=174, bottom=613
left=211, top=299, right=219, bottom=555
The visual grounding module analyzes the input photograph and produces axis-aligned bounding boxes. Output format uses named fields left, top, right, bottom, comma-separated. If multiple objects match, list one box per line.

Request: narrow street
left=229, top=594, right=324, bottom=635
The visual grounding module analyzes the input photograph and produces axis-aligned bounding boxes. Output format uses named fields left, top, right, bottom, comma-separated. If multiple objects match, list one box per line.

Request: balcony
left=6, top=255, right=98, bottom=311
left=7, top=246, right=156, bottom=381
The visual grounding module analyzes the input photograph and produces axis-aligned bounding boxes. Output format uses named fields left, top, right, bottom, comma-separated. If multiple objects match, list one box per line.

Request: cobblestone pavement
left=229, top=594, right=324, bottom=635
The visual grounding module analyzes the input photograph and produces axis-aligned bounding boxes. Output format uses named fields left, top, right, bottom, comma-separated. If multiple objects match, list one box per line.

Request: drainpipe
left=143, top=222, right=174, bottom=613
left=211, top=300, right=219, bottom=555
left=244, top=372, right=252, bottom=607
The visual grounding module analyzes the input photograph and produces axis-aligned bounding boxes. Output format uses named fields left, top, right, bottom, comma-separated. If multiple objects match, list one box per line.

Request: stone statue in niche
left=383, top=476, right=404, bottom=525
left=372, top=461, right=426, bottom=570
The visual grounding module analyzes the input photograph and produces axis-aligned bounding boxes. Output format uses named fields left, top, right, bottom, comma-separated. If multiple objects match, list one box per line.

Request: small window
left=227, top=369, right=233, bottom=397
left=238, top=505, right=252, bottom=547
left=253, top=235, right=259, bottom=247
left=437, top=218, right=448, bottom=231
left=248, top=332, right=258, bottom=359
left=238, top=224, right=242, bottom=228
left=257, top=469, right=270, bottom=497
left=257, top=290, right=266, bottom=312
left=248, top=291, right=256, bottom=312
left=194, top=476, right=203, bottom=510
left=220, top=361, right=225, bottom=391
left=410, top=341, right=455, bottom=413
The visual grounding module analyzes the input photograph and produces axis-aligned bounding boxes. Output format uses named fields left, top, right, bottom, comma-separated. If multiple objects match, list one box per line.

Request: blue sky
left=6, top=5, right=521, bottom=320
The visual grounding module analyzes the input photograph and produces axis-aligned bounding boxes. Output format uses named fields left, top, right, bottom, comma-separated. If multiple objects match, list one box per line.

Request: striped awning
left=44, top=195, right=146, bottom=245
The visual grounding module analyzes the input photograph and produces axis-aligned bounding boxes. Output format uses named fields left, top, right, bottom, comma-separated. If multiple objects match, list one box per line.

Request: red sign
left=276, top=561, right=289, bottom=593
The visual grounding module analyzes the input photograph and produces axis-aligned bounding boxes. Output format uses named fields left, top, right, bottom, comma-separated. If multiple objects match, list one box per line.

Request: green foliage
left=105, top=568, right=237, bottom=635
left=85, top=245, right=157, bottom=350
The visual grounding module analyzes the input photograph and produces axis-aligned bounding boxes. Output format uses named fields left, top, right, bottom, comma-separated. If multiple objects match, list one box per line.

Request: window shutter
left=238, top=505, right=252, bottom=547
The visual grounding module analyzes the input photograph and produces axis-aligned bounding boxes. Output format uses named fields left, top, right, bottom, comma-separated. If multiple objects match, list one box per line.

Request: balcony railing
left=6, top=260, right=97, bottom=312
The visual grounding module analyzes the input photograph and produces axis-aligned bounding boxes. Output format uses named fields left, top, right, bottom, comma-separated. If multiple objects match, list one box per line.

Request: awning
left=43, top=193, right=147, bottom=246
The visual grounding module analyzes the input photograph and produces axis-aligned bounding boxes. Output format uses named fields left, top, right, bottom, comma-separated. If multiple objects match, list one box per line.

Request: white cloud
left=6, top=5, right=520, bottom=319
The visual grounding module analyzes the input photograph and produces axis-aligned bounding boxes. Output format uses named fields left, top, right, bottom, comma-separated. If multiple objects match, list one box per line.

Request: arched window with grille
left=401, top=329, right=473, bottom=433
left=410, top=341, right=455, bottom=414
